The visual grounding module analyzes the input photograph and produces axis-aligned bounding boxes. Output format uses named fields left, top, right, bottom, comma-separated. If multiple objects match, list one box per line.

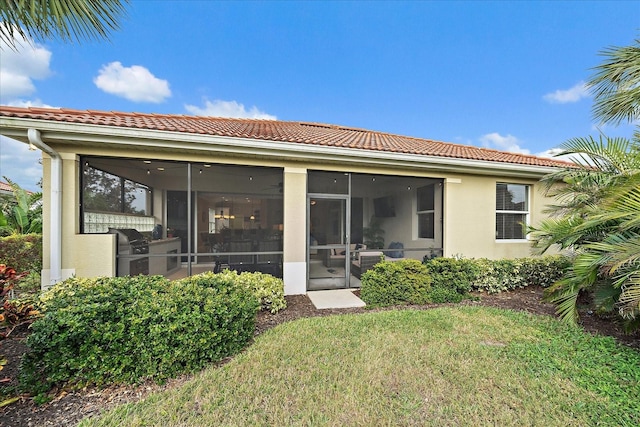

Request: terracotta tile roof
left=0, top=106, right=574, bottom=168
left=0, top=181, right=12, bottom=193
left=0, top=180, right=32, bottom=195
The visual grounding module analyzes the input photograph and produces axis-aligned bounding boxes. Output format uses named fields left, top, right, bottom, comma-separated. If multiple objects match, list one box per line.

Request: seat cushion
left=387, top=241, right=404, bottom=258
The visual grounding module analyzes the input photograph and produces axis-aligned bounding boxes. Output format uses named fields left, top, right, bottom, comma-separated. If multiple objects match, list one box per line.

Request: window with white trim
left=496, top=183, right=529, bottom=240
left=417, top=184, right=435, bottom=239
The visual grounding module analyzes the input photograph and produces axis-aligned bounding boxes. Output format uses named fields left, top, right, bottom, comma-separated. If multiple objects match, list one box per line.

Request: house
left=0, top=180, right=34, bottom=196
left=0, top=181, right=13, bottom=197
left=0, top=106, right=573, bottom=294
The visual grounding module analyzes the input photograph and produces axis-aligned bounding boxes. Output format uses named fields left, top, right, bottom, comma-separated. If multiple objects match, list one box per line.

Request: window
left=496, top=183, right=529, bottom=240
left=417, top=184, right=435, bottom=239
left=83, top=165, right=151, bottom=215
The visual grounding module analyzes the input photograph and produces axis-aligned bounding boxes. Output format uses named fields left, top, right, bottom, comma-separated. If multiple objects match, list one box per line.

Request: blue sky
left=1, top=1, right=638, bottom=192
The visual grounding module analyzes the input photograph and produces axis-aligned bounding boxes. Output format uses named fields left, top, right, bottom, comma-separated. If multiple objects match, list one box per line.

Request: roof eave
left=0, top=116, right=562, bottom=178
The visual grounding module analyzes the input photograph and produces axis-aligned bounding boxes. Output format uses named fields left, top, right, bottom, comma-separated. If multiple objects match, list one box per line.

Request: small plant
left=0, top=264, right=24, bottom=298
left=363, top=216, right=385, bottom=249
left=1, top=264, right=39, bottom=339
left=360, top=259, right=431, bottom=306
left=2, top=297, right=40, bottom=330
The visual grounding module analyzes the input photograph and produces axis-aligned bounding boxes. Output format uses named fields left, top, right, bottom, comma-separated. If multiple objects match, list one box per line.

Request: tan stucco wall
left=70, top=234, right=116, bottom=276
left=282, top=167, right=307, bottom=294
left=443, top=174, right=553, bottom=259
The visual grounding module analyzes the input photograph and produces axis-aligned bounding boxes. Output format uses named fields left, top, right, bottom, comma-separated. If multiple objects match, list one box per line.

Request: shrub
left=518, top=255, right=571, bottom=288
left=474, top=258, right=526, bottom=293
left=232, top=271, right=287, bottom=313
left=360, top=259, right=431, bottom=306
left=20, top=273, right=259, bottom=393
left=417, top=255, right=571, bottom=297
left=0, top=234, right=42, bottom=275
left=423, top=257, right=480, bottom=302
left=472, top=255, right=570, bottom=293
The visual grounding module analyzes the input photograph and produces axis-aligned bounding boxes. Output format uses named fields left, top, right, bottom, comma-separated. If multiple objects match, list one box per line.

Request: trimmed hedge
left=0, top=234, right=42, bottom=274
left=361, top=255, right=571, bottom=307
left=423, top=257, right=480, bottom=303
left=471, top=255, right=570, bottom=293
left=20, top=273, right=260, bottom=393
left=360, top=259, right=431, bottom=306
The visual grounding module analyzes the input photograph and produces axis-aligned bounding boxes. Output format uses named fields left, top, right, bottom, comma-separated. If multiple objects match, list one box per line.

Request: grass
left=79, top=307, right=640, bottom=426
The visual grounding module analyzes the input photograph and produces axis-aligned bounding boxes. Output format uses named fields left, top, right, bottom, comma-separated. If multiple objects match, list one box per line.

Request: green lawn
left=80, top=307, right=640, bottom=426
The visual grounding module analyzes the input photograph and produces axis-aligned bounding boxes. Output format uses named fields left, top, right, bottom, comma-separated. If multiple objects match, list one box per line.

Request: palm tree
left=581, top=175, right=640, bottom=323
left=530, top=37, right=640, bottom=330
left=0, top=0, right=129, bottom=49
left=529, top=136, right=640, bottom=329
left=588, top=38, right=640, bottom=126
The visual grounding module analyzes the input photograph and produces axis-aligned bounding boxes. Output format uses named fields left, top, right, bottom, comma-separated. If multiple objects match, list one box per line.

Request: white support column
left=282, top=167, right=307, bottom=295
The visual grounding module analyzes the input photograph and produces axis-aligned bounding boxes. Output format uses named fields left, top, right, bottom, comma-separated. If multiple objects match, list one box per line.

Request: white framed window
left=496, top=183, right=529, bottom=240
left=417, top=184, right=435, bottom=239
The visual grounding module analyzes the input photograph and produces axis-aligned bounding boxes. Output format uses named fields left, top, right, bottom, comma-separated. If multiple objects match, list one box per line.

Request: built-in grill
left=108, top=228, right=149, bottom=276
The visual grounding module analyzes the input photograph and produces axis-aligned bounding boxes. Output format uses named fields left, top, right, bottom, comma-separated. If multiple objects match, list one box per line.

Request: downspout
left=27, top=128, right=62, bottom=287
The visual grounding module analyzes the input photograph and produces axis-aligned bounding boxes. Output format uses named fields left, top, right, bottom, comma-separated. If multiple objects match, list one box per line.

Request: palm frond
left=544, top=274, right=585, bottom=323
left=556, top=135, right=640, bottom=174
left=588, top=234, right=640, bottom=274
left=0, top=0, right=129, bottom=49
left=528, top=216, right=587, bottom=253
left=618, top=272, right=640, bottom=319
left=588, top=39, right=640, bottom=126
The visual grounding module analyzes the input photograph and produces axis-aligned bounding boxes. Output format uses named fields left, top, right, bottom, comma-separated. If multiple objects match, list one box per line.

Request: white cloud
left=0, top=28, right=52, bottom=101
left=543, top=81, right=589, bottom=104
left=94, top=61, right=171, bottom=103
left=536, top=148, right=579, bottom=164
left=536, top=148, right=564, bottom=158
left=479, top=132, right=530, bottom=154
left=6, top=99, right=55, bottom=108
left=185, top=98, right=277, bottom=120
left=0, top=135, right=42, bottom=192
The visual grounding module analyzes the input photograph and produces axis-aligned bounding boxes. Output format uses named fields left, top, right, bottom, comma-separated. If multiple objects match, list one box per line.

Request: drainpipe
left=27, top=129, right=62, bottom=287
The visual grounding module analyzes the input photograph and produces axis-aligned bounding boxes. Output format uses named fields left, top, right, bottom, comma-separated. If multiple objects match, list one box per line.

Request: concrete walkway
left=307, top=289, right=366, bottom=309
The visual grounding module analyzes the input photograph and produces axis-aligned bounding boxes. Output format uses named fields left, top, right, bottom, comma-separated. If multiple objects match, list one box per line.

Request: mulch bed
left=1, top=286, right=638, bottom=427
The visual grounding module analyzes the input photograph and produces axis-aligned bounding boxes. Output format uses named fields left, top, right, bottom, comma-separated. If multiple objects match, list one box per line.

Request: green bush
left=232, top=270, right=287, bottom=313
left=418, top=255, right=570, bottom=298
left=472, top=255, right=570, bottom=293
left=423, top=257, right=480, bottom=302
left=472, top=258, right=523, bottom=293
left=518, top=255, right=571, bottom=288
left=20, top=273, right=259, bottom=393
left=360, top=259, right=431, bottom=306
left=0, top=234, right=42, bottom=275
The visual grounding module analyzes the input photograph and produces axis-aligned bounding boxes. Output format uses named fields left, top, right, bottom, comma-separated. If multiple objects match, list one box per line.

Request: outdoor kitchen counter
left=148, top=237, right=181, bottom=276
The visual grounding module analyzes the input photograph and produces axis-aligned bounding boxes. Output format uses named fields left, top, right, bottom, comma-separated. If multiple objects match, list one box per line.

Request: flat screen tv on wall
left=373, top=196, right=396, bottom=217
